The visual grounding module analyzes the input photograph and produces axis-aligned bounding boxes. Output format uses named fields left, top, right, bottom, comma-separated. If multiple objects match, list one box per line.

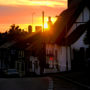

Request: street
left=0, top=76, right=85, bottom=90
left=52, top=77, right=85, bottom=90
left=0, top=77, right=49, bottom=90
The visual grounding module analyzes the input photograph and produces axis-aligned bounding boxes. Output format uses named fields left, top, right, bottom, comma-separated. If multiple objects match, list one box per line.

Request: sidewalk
left=49, top=71, right=90, bottom=89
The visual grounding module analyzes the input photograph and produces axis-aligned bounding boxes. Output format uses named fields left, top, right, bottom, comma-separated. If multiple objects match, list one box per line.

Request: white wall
left=66, top=24, right=76, bottom=37
left=71, top=31, right=88, bottom=50
left=83, top=7, right=90, bottom=22
left=58, top=46, right=71, bottom=71
left=66, top=7, right=90, bottom=37
left=46, top=44, right=71, bottom=72
left=67, top=47, right=71, bottom=70
left=58, top=47, right=67, bottom=71
left=76, top=12, right=83, bottom=22
left=76, top=7, right=90, bottom=22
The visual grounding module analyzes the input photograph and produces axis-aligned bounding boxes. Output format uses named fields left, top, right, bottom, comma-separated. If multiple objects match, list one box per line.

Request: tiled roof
left=0, top=41, right=16, bottom=48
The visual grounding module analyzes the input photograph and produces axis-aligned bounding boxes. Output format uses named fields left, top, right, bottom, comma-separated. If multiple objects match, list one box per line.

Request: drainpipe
left=66, top=24, right=68, bottom=71
left=66, top=46, right=68, bottom=71
left=69, top=45, right=72, bottom=71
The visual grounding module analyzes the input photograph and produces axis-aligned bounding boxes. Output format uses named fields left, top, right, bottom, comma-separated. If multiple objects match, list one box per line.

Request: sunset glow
left=44, top=23, right=48, bottom=29
left=0, top=0, right=67, bottom=7
left=0, top=0, right=67, bottom=32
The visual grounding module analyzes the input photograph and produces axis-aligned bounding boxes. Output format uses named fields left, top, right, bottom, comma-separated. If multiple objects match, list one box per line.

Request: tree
left=9, top=24, right=21, bottom=34
left=7, top=24, right=23, bottom=40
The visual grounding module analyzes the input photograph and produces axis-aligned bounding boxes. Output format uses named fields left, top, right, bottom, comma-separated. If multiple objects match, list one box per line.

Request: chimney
left=68, top=0, right=72, bottom=8
left=28, top=25, right=32, bottom=33
left=48, top=16, right=51, bottom=22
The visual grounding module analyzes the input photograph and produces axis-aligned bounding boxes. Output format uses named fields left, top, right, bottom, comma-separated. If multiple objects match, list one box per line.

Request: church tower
left=47, top=16, right=53, bottom=30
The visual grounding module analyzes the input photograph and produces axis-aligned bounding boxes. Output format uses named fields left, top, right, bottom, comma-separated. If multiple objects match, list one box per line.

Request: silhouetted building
left=28, top=25, right=32, bottom=33
left=35, top=26, right=42, bottom=32
left=68, top=0, right=72, bottom=7
left=68, top=0, right=82, bottom=8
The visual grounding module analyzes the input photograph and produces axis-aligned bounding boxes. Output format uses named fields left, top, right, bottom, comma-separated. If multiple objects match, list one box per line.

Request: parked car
left=5, top=69, right=19, bottom=77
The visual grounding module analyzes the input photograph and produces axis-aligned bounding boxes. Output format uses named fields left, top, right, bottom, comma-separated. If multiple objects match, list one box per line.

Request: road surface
left=52, top=77, right=86, bottom=90
left=0, top=76, right=85, bottom=90
left=0, top=77, right=49, bottom=90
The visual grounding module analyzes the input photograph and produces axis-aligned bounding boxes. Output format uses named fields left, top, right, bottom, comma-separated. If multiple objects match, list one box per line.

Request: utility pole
left=32, top=12, right=35, bottom=31
left=39, top=11, right=46, bottom=75
left=42, top=11, right=44, bottom=32
left=66, top=24, right=68, bottom=71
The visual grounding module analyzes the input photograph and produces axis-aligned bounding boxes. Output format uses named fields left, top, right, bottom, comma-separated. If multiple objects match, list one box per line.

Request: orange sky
left=0, top=0, right=67, bottom=32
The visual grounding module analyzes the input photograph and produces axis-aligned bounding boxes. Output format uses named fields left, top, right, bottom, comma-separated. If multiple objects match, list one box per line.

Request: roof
left=0, top=31, right=46, bottom=57
left=51, top=0, right=90, bottom=44
left=0, top=41, right=16, bottom=48
left=10, top=31, right=42, bottom=49
left=68, top=0, right=83, bottom=8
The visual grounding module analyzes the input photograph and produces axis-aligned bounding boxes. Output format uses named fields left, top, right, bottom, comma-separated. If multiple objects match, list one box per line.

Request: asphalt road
left=0, top=76, right=86, bottom=90
left=52, top=77, right=86, bottom=90
left=0, top=77, right=49, bottom=90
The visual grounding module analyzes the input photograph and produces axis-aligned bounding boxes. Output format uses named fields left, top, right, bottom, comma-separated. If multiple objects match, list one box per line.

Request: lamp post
left=32, top=12, right=35, bottom=31
left=39, top=11, right=46, bottom=75
left=66, top=24, right=68, bottom=71
left=42, top=11, right=44, bottom=32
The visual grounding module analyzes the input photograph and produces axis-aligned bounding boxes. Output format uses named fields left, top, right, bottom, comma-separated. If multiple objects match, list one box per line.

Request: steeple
left=48, top=16, right=52, bottom=30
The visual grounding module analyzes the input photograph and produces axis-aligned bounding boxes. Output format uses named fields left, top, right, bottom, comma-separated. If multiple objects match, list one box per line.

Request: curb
left=54, top=75, right=90, bottom=89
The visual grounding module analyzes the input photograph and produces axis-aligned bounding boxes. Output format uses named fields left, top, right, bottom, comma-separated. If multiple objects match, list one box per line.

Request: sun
left=44, top=23, right=48, bottom=29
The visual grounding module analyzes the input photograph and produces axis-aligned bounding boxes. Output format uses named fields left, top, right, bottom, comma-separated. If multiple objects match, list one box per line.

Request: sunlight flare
left=44, top=23, right=48, bottom=29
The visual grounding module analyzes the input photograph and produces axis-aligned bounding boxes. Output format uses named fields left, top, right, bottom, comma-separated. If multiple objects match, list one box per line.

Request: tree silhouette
left=7, top=24, right=24, bottom=40
left=9, top=24, right=21, bottom=34
left=0, top=24, right=32, bottom=43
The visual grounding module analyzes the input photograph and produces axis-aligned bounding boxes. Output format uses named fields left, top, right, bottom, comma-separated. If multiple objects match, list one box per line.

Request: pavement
left=48, top=71, right=90, bottom=90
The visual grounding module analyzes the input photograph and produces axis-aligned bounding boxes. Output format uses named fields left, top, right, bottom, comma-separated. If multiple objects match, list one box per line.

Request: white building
left=46, top=0, right=90, bottom=72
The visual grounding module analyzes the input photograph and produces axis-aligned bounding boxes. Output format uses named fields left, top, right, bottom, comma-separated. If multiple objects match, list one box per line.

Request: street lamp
left=32, top=12, right=35, bottom=31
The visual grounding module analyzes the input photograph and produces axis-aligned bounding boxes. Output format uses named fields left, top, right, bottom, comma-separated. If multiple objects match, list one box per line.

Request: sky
left=0, top=0, right=67, bottom=32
